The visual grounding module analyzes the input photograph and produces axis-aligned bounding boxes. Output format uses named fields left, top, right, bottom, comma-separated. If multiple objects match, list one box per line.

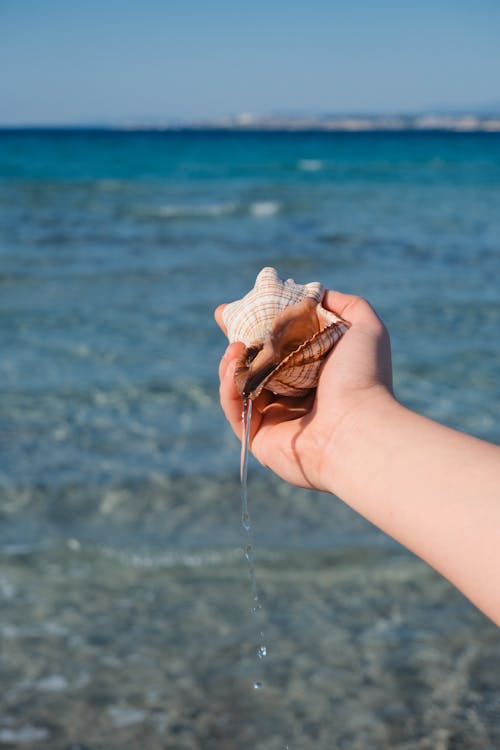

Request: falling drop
left=253, top=681, right=263, bottom=690
left=257, top=645, right=267, bottom=659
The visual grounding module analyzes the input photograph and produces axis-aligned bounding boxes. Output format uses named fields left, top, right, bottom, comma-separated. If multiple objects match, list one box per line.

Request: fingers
left=258, top=392, right=315, bottom=421
left=218, top=342, right=310, bottom=447
left=214, top=304, right=227, bottom=335
left=218, top=341, right=243, bottom=382
left=323, top=290, right=368, bottom=319
left=218, top=342, right=248, bottom=439
left=323, top=290, right=386, bottom=331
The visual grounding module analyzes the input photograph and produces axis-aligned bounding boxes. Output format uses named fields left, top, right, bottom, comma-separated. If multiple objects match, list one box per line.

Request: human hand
left=215, top=292, right=393, bottom=493
left=218, top=289, right=500, bottom=624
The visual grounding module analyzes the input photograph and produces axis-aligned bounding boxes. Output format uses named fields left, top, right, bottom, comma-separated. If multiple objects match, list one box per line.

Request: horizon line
left=2, top=109, right=500, bottom=133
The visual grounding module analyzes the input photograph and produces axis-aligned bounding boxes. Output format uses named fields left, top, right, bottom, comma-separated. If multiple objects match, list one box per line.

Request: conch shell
left=222, top=267, right=349, bottom=399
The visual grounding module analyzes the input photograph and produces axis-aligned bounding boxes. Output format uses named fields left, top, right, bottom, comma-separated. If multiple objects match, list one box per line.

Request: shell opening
left=235, top=343, right=278, bottom=399
left=241, top=361, right=278, bottom=399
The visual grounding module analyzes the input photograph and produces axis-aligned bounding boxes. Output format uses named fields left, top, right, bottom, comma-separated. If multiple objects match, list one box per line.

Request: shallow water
left=2, top=531, right=499, bottom=749
left=1, top=129, right=500, bottom=747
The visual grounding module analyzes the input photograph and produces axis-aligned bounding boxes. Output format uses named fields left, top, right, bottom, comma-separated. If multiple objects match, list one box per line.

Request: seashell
left=222, top=267, right=349, bottom=399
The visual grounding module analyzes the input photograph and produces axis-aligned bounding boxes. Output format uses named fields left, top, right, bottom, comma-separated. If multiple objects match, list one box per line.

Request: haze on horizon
left=1, top=0, right=499, bottom=126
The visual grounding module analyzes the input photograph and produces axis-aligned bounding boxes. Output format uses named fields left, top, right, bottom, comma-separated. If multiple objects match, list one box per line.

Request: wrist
left=319, top=385, right=401, bottom=497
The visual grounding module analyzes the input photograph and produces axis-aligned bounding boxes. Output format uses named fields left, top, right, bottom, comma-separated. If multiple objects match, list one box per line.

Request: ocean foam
left=156, top=202, right=237, bottom=219
left=298, top=159, right=323, bottom=171
left=250, top=201, right=281, bottom=218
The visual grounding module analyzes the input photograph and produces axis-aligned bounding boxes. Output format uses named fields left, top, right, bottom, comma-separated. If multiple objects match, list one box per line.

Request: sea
left=1, top=128, right=499, bottom=749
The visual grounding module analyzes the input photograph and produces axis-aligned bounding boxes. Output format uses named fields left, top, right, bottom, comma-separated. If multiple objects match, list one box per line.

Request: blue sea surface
left=1, top=129, right=499, bottom=748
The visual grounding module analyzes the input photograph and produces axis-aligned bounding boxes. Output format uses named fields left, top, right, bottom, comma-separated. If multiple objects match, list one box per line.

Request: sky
left=1, top=0, right=499, bottom=125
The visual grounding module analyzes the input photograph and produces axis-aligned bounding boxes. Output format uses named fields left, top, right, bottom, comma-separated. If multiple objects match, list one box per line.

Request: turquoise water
left=1, top=129, right=499, bottom=748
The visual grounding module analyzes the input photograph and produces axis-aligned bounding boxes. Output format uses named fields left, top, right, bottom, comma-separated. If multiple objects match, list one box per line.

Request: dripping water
left=240, top=397, right=267, bottom=687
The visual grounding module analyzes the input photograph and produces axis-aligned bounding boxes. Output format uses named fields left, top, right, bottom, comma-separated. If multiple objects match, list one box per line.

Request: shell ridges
left=222, top=267, right=324, bottom=347
left=222, top=267, right=349, bottom=399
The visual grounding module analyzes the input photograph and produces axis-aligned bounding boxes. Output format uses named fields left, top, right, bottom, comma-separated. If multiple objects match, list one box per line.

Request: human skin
left=215, top=292, right=500, bottom=626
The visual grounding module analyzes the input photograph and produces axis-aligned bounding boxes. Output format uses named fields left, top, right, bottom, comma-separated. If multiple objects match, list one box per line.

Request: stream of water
left=240, top=397, right=267, bottom=689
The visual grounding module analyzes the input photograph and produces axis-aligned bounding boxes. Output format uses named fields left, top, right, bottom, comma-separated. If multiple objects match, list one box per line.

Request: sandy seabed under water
left=1, top=480, right=499, bottom=750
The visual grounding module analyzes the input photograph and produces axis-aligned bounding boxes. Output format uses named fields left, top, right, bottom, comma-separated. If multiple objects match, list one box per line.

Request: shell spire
left=222, top=267, right=349, bottom=399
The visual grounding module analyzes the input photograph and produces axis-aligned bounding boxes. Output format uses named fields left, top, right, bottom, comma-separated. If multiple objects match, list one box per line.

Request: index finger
left=214, top=304, right=227, bottom=335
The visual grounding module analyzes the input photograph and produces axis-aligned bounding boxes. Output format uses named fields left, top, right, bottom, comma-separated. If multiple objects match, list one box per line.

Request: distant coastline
left=2, top=112, right=500, bottom=133
left=175, top=112, right=500, bottom=133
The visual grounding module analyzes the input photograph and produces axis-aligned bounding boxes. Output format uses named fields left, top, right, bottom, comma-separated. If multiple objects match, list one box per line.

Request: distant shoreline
left=1, top=114, right=500, bottom=134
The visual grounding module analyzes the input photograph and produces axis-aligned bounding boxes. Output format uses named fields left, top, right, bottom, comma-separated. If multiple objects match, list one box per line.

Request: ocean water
left=1, top=129, right=499, bottom=749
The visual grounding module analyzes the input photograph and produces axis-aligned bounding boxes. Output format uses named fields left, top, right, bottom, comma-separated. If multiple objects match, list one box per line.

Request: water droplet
left=253, top=681, right=263, bottom=690
left=257, top=645, right=267, bottom=659
left=244, top=545, right=253, bottom=562
left=250, top=603, right=262, bottom=614
left=242, top=512, right=251, bottom=531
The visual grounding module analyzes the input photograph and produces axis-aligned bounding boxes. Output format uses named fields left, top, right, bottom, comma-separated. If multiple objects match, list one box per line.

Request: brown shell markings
left=222, top=267, right=349, bottom=399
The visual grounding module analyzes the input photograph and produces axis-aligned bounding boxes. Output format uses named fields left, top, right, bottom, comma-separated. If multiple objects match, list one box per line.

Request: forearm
left=327, top=390, right=500, bottom=624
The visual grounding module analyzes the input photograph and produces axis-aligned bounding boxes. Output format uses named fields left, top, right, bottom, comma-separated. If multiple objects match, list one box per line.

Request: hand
left=218, top=293, right=500, bottom=623
left=215, top=291, right=394, bottom=493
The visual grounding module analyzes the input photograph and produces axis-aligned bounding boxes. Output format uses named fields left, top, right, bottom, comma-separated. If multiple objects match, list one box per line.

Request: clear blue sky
left=1, top=0, right=499, bottom=125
